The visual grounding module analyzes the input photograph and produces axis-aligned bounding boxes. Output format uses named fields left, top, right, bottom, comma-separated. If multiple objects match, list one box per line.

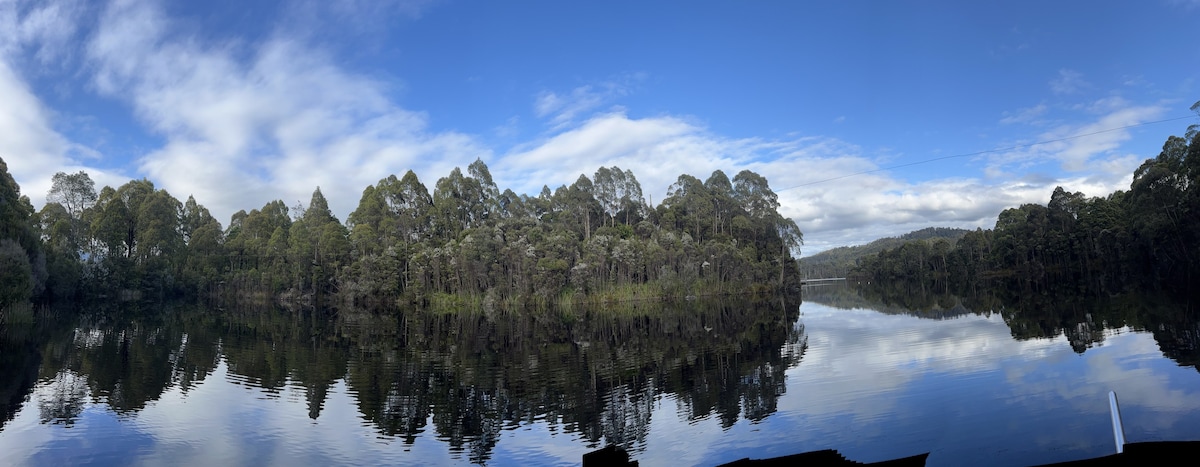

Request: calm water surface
left=2, top=285, right=1200, bottom=466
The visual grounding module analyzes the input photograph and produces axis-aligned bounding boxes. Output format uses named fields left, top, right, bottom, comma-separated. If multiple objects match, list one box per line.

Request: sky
left=1, top=0, right=1198, bottom=255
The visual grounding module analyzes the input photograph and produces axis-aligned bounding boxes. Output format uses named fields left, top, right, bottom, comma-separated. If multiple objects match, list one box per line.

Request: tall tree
left=704, top=170, right=736, bottom=238
left=47, top=171, right=97, bottom=257
left=468, top=158, right=500, bottom=222
left=289, top=188, right=347, bottom=295
left=0, top=157, right=40, bottom=306
left=662, top=174, right=712, bottom=241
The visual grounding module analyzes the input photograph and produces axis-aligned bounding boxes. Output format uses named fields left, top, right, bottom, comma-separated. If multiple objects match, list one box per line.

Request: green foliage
left=802, top=227, right=969, bottom=279
left=854, top=117, right=1200, bottom=295
left=16, top=155, right=805, bottom=306
left=0, top=239, right=33, bottom=308
left=0, top=157, right=42, bottom=306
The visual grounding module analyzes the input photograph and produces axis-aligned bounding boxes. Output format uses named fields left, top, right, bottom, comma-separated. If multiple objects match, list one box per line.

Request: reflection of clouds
left=638, top=301, right=1200, bottom=466
left=0, top=380, right=66, bottom=466
left=4, top=303, right=1200, bottom=466
left=132, top=361, right=465, bottom=466
left=491, top=421, right=593, bottom=466
left=1003, top=331, right=1200, bottom=439
left=779, top=303, right=1062, bottom=421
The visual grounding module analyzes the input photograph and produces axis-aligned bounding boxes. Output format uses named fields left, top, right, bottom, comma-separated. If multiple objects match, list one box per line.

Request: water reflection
left=3, top=284, right=1200, bottom=465
left=809, top=280, right=1200, bottom=369
left=0, top=297, right=804, bottom=465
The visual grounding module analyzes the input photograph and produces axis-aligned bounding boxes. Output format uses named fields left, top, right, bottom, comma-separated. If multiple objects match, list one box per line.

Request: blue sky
left=2, top=0, right=1198, bottom=254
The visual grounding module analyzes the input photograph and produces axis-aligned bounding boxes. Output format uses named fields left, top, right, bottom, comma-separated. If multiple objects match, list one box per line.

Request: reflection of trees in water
left=38, top=370, right=88, bottom=425
left=804, top=281, right=974, bottom=320
left=5, top=285, right=1198, bottom=466
left=0, top=297, right=805, bottom=463
left=813, top=279, right=1200, bottom=369
left=0, top=313, right=53, bottom=431
left=343, top=297, right=805, bottom=461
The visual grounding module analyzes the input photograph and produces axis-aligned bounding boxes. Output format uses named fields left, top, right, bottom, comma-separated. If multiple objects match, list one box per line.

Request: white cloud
left=0, top=58, right=127, bottom=210
left=0, top=0, right=1175, bottom=258
left=533, top=75, right=640, bottom=130
left=500, top=111, right=1084, bottom=255
left=0, top=0, right=125, bottom=209
left=1000, top=103, right=1048, bottom=125
left=1050, top=69, right=1090, bottom=95
left=0, top=0, right=87, bottom=67
left=639, top=300, right=1200, bottom=466
left=0, top=59, right=70, bottom=182
left=989, top=101, right=1165, bottom=176
left=85, top=0, right=490, bottom=224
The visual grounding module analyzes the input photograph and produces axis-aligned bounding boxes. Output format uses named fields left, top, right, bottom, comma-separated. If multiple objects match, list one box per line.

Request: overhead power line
left=780, top=114, right=1197, bottom=191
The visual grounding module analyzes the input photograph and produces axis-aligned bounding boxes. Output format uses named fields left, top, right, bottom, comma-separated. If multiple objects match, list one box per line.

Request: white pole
left=1109, top=391, right=1125, bottom=454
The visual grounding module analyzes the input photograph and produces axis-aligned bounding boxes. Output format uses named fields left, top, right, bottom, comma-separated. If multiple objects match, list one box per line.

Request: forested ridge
left=853, top=117, right=1200, bottom=295
left=0, top=158, right=804, bottom=311
left=800, top=227, right=968, bottom=279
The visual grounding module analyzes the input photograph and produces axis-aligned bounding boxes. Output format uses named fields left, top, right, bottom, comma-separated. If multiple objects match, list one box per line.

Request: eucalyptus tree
left=352, top=170, right=433, bottom=247
left=1127, top=133, right=1197, bottom=281
left=90, top=186, right=132, bottom=260
left=134, top=188, right=185, bottom=294
left=396, top=170, right=435, bottom=233
left=79, top=179, right=188, bottom=293
left=46, top=171, right=97, bottom=256
left=224, top=200, right=291, bottom=281
left=177, top=195, right=224, bottom=293
left=0, top=238, right=32, bottom=307
left=594, top=167, right=619, bottom=227
left=497, top=189, right=528, bottom=219
left=704, top=170, right=737, bottom=239
left=566, top=174, right=603, bottom=240
left=662, top=174, right=712, bottom=242
left=35, top=202, right=81, bottom=298
left=0, top=157, right=41, bottom=306
left=468, top=158, right=500, bottom=222
left=594, top=166, right=647, bottom=227
left=288, top=188, right=348, bottom=295
left=432, top=168, right=473, bottom=240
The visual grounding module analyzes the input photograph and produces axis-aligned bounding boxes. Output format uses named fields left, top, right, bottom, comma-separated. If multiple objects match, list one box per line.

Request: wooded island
left=1, top=159, right=803, bottom=310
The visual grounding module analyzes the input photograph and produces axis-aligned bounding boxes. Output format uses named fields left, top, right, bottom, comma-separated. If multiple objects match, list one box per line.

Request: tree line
left=852, top=115, right=1200, bottom=296
left=0, top=157, right=804, bottom=310
left=800, top=227, right=968, bottom=279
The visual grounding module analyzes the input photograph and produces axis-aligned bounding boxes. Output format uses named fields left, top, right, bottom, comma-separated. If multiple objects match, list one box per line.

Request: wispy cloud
left=278, top=0, right=438, bottom=46
left=499, top=112, right=1043, bottom=255
left=85, top=0, right=488, bottom=223
left=0, top=0, right=1182, bottom=259
left=1050, top=69, right=1090, bottom=95
left=979, top=98, right=1166, bottom=205
left=533, top=74, right=643, bottom=130
left=0, top=59, right=72, bottom=199
left=0, top=0, right=127, bottom=209
left=999, top=103, right=1048, bottom=125
left=0, top=0, right=89, bottom=67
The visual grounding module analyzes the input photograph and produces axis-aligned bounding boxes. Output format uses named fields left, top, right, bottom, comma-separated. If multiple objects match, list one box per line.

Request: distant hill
left=800, top=227, right=970, bottom=278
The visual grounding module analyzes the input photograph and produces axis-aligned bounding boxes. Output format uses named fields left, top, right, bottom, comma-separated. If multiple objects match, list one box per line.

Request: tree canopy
left=1, top=157, right=805, bottom=310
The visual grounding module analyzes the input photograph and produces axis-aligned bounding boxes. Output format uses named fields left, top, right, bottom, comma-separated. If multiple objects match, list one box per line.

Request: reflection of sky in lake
left=641, top=302, right=1200, bottom=467
left=2, top=300, right=1200, bottom=466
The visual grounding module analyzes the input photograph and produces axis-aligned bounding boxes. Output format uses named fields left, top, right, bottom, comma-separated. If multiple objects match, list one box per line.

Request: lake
left=2, top=283, right=1200, bottom=466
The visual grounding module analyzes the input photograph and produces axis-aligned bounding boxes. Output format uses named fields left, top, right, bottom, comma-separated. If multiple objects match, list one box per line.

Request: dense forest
left=853, top=117, right=1200, bottom=296
left=800, top=227, right=968, bottom=279
left=0, top=158, right=803, bottom=311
